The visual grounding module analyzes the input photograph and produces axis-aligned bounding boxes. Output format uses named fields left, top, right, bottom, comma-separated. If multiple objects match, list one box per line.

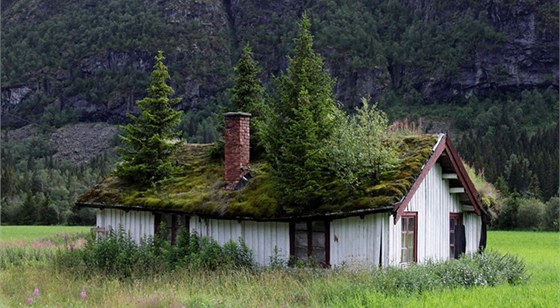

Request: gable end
left=394, top=134, right=482, bottom=224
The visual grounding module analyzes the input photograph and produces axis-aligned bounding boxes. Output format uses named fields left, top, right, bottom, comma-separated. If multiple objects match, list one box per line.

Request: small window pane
left=312, top=231, right=325, bottom=247
left=312, top=221, right=325, bottom=232
left=295, top=222, right=307, bottom=231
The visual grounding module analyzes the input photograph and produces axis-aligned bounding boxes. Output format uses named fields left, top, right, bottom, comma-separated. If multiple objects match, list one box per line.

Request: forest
left=0, top=0, right=558, bottom=229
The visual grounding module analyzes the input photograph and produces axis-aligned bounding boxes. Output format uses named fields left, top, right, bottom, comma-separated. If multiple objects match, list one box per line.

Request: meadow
left=0, top=228, right=558, bottom=307
left=0, top=225, right=91, bottom=241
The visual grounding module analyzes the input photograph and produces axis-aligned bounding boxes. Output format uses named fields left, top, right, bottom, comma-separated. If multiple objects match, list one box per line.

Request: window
left=450, top=213, right=464, bottom=259
left=154, top=213, right=189, bottom=245
left=290, top=220, right=330, bottom=266
left=401, top=212, right=417, bottom=264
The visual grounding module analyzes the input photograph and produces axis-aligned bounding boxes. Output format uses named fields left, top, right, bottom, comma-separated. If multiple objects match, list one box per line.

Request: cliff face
left=422, top=0, right=559, bottom=101
left=1, top=0, right=558, bottom=126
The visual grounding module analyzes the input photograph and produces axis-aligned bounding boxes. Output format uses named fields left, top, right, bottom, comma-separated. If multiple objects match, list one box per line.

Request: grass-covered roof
left=77, top=135, right=438, bottom=220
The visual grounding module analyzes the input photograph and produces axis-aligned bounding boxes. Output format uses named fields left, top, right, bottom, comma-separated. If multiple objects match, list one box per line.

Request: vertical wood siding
left=464, top=213, right=482, bottom=253
left=243, top=220, right=290, bottom=266
left=189, top=216, right=290, bottom=266
left=388, top=213, right=402, bottom=266
left=97, top=209, right=154, bottom=243
left=329, top=213, right=388, bottom=268
left=388, top=163, right=481, bottom=265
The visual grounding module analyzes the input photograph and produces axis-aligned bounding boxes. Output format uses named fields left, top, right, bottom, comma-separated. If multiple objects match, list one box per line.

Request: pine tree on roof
left=116, top=51, right=183, bottom=186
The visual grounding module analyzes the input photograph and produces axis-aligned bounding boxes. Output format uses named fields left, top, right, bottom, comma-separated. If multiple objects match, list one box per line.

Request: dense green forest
left=1, top=0, right=557, bottom=228
left=1, top=132, right=115, bottom=225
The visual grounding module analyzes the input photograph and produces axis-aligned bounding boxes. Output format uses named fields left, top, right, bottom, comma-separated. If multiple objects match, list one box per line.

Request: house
left=76, top=113, right=487, bottom=267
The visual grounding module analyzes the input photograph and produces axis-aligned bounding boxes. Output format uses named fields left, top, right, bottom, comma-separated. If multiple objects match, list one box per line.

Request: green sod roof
left=77, top=134, right=438, bottom=220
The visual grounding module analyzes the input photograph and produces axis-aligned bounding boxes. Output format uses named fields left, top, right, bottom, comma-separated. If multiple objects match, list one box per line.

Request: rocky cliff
left=1, top=0, right=558, bottom=126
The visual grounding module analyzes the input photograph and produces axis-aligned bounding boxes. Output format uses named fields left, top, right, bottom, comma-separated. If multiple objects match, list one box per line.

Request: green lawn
left=0, top=225, right=92, bottom=242
left=0, top=230, right=558, bottom=307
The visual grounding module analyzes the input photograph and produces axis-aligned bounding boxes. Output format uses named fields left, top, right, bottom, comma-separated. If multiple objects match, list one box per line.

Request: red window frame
left=449, top=213, right=463, bottom=258
left=401, top=212, right=417, bottom=264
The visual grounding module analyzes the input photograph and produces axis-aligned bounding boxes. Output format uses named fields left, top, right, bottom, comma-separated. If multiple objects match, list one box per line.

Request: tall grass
left=0, top=231, right=558, bottom=307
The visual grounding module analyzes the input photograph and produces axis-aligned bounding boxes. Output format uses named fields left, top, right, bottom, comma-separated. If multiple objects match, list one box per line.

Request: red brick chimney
left=224, top=112, right=251, bottom=190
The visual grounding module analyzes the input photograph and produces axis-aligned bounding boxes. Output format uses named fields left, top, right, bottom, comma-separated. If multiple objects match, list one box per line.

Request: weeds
left=370, top=251, right=528, bottom=294
left=54, top=227, right=255, bottom=279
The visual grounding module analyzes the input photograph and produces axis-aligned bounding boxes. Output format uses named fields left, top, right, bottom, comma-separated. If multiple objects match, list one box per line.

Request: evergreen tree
left=260, top=15, right=339, bottom=212
left=230, top=44, right=265, bottom=157
left=116, top=51, right=183, bottom=186
left=231, top=44, right=264, bottom=114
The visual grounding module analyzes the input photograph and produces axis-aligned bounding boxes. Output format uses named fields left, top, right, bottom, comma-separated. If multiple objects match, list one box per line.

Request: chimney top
left=224, top=112, right=251, bottom=117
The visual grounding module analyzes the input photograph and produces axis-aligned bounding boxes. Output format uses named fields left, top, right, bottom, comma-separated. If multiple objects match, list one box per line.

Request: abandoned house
left=76, top=112, right=487, bottom=267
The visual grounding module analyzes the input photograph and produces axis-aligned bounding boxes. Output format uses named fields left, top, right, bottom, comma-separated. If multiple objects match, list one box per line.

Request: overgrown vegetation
left=259, top=15, right=400, bottom=213
left=55, top=227, right=254, bottom=279
left=328, top=99, right=398, bottom=190
left=2, top=229, right=549, bottom=306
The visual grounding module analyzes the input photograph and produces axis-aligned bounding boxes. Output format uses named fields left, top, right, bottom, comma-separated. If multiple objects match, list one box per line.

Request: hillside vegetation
left=1, top=0, right=558, bottom=225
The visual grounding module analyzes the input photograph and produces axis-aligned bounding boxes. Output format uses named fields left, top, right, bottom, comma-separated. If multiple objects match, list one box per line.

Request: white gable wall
left=330, top=213, right=389, bottom=268
left=388, top=163, right=481, bottom=265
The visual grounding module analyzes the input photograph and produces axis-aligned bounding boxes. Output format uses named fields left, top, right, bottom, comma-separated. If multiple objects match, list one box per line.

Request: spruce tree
left=116, top=51, right=183, bottom=186
left=231, top=44, right=265, bottom=157
left=260, top=15, right=339, bottom=212
left=231, top=44, right=264, bottom=114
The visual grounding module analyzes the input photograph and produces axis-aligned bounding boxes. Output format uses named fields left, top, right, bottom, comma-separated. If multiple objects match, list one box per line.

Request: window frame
left=289, top=220, right=330, bottom=267
left=401, top=212, right=418, bottom=264
left=449, top=213, right=463, bottom=259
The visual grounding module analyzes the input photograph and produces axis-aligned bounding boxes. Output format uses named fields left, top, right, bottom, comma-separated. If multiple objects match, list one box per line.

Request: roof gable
left=393, top=134, right=482, bottom=223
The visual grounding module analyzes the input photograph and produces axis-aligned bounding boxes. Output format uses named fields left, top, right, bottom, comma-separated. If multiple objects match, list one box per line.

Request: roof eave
left=76, top=202, right=394, bottom=222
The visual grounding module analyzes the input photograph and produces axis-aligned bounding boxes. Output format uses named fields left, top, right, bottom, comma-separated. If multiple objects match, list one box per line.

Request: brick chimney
left=224, top=112, right=251, bottom=190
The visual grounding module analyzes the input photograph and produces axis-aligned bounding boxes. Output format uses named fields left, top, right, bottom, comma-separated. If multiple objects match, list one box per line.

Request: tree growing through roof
left=230, top=44, right=265, bottom=157
left=231, top=44, right=264, bottom=114
left=327, top=98, right=398, bottom=189
left=116, top=51, right=183, bottom=186
left=259, top=14, right=340, bottom=212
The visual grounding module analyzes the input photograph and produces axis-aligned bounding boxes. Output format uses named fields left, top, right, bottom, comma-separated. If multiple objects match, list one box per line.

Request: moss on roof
left=77, top=135, right=438, bottom=219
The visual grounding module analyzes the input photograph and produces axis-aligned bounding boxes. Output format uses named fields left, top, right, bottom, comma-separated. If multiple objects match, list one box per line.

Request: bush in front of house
left=370, top=251, right=527, bottom=294
left=55, top=226, right=255, bottom=279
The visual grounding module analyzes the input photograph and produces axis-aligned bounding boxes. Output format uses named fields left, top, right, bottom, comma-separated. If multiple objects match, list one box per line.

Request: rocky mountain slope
left=1, top=0, right=558, bottom=126
left=5, top=122, right=117, bottom=164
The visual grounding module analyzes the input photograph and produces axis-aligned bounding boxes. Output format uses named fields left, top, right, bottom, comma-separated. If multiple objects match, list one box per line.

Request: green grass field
left=0, top=225, right=92, bottom=241
left=0, top=228, right=558, bottom=307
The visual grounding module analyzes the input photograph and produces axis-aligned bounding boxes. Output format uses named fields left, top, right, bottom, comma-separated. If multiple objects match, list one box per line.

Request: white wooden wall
left=189, top=216, right=290, bottom=266
left=330, top=213, right=389, bottom=268
left=388, top=163, right=481, bottom=266
left=96, top=209, right=154, bottom=243
left=464, top=213, right=482, bottom=253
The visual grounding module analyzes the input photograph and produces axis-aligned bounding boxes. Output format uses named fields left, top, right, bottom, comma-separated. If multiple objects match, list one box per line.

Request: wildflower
left=81, top=290, right=87, bottom=300
left=27, top=297, right=33, bottom=304
left=33, top=288, right=39, bottom=297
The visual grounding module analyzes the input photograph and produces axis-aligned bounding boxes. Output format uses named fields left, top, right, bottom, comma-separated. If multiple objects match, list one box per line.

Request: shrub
left=55, top=227, right=255, bottom=278
left=496, top=196, right=519, bottom=230
left=516, top=198, right=546, bottom=230
left=370, top=251, right=527, bottom=294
